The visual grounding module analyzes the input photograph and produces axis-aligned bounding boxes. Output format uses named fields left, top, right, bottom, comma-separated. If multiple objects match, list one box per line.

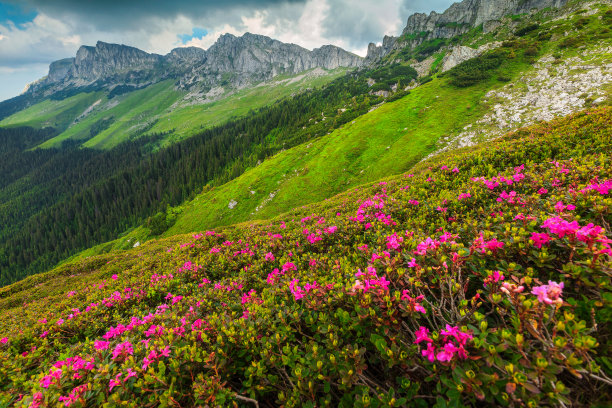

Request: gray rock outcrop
left=366, top=0, right=568, bottom=62
left=29, top=33, right=363, bottom=97
left=440, top=42, right=501, bottom=72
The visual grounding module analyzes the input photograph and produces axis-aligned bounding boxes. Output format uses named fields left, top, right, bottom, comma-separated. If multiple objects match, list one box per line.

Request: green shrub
left=448, top=50, right=507, bottom=87
left=515, top=23, right=539, bottom=36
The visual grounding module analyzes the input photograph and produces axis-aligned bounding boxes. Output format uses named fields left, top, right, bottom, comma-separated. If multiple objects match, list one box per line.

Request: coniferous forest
left=0, top=71, right=403, bottom=285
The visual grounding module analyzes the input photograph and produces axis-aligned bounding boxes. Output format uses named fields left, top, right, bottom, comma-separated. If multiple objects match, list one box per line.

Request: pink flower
left=436, top=343, right=460, bottom=362
left=124, top=368, right=137, bottom=382
left=554, top=201, right=576, bottom=213
left=0, top=337, right=7, bottom=344
left=452, top=167, right=459, bottom=173
left=109, top=373, right=122, bottom=391
left=581, top=178, right=612, bottom=195
left=414, top=326, right=432, bottom=344
left=531, top=281, right=564, bottom=305
left=440, top=325, right=473, bottom=345
left=421, top=343, right=436, bottom=362
left=282, top=262, right=297, bottom=272
left=264, top=252, right=275, bottom=261
left=415, top=237, right=441, bottom=255
left=386, top=233, right=404, bottom=250
left=112, top=274, right=118, bottom=280
left=538, top=188, right=548, bottom=195
left=576, top=223, right=604, bottom=243
left=402, top=292, right=426, bottom=313
left=94, top=340, right=110, bottom=351
left=501, top=282, right=524, bottom=295
left=289, top=279, right=306, bottom=300
left=112, top=341, right=134, bottom=360
left=541, top=216, right=580, bottom=238
left=483, top=270, right=504, bottom=288
left=531, top=232, right=551, bottom=249
left=325, top=226, right=338, bottom=234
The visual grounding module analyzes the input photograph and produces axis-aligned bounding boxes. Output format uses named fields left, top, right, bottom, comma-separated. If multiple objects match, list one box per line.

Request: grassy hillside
left=0, top=92, right=105, bottom=133
left=0, top=68, right=348, bottom=150
left=165, top=77, right=493, bottom=235
left=81, top=1, right=612, bottom=251
left=0, top=108, right=610, bottom=407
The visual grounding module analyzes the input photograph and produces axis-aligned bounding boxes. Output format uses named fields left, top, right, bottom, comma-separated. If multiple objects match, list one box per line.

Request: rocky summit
left=366, top=0, right=568, bottom=62
left=28, top=34, right=362, bottom=97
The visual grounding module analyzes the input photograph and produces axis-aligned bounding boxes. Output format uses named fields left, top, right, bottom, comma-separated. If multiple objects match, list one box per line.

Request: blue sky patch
left=0, top=2, right=37, bottom=28
left=178, top=27, right=208, bottom=44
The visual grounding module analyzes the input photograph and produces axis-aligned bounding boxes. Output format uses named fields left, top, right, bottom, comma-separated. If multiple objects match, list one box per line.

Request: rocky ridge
left=29, top=34, right=363, bottom=97
left=365, top=0, right=568, bottom=62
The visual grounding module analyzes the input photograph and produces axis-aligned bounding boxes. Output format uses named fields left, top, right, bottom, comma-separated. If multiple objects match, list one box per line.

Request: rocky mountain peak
left=366, top=0, right=568, bottom=62
left=29, top=32, right=363, bottom=97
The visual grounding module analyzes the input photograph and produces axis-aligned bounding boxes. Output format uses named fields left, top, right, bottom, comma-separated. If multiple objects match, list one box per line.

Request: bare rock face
left=47, top=58, right=74, bottom=83
left=366, top=0, right=567, bottom=62
left=403, top=0, right=567, bottom=38
left=29, top=33, right=363, bottom=97
left=440, top=42, right=501, bottom=72
left=72, top=41, right=163, bottom=82
left=365, top=35, right=398, bottom=64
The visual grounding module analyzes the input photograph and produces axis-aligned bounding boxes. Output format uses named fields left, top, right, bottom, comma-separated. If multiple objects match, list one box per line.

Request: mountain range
left=27, top=33, right=363, bottom=98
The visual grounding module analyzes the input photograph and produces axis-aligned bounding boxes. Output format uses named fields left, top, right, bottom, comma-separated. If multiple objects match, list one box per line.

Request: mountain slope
left=106, top=2, right=612, bottom=248
left=1, top=67, right=351, bottom=150
left=0, top=33, right=362, bottom=149
left=0, top=2, right=610, bottom=283
left=0, top=108, right=610, bottom=407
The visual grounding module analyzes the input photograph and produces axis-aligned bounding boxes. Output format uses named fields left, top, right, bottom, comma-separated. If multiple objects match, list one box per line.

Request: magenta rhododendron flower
left=94, top=340, right=110, bottom=351
left=554, top=201, right=576, bottom=213
left=401, top=292, right=426, bottom=313
left=422, top=343, right=436, bottom=362
left=112, top=341, right=134, bottom=360
left=531, top=281, right=564, bottom=305
left=264, top=252, right=275, bottom=261
left=580, top=178, right=612, bottom=195
left=386, top=233, right=403, bottom=250
left=531, top=232, right=552, bottom=248
left=483, top=270, right=504, bottom=288
left=124, top=368, right=137, bottom=382
left=414, top=326, right=431, bottom=344
left=109, top=373, right=122, bottom=391
left=501, top=282, right=524, bottom=295
left=0, top=337, right=7, bottom=344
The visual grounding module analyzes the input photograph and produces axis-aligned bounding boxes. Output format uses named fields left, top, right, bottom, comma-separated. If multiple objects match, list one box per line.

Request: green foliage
left=368, top=64, right=418, bottom=91
left=89, top=116, right=114, bottom=138
left=448, top=50, right=507, bottom=87
left=0, top=108, right=610, bottom=407
left=515, top=23, right=540, bottom=37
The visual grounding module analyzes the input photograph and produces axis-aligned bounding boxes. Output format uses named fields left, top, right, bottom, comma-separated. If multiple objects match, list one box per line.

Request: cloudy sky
left=0, top=0, right=454, bottom=101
